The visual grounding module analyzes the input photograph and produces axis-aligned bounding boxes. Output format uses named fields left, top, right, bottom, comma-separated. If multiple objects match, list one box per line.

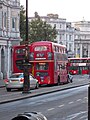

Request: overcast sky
left=20, top=0, right=90, bottom=22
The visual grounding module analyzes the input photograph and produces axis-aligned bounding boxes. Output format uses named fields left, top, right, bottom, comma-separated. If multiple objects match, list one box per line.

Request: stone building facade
left=73, top=21, right=90, bottom=58
left=0, top=0, right=21, bottom=79
left=29, top=14, right=90, bottom=58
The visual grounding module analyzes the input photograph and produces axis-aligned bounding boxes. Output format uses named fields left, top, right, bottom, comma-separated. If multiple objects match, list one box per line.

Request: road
left=0, top=85, right=88, bottom=120
left=0, top=74, right=89, bottom=103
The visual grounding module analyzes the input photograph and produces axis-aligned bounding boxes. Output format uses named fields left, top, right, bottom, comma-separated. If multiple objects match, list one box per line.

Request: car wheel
left=35, top=82, right=39, bottom=89
left=6, top=88, right=11, bottom=92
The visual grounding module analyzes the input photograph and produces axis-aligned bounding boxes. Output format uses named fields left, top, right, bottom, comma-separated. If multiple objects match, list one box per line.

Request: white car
left=4, top=73, right=39, bottom=92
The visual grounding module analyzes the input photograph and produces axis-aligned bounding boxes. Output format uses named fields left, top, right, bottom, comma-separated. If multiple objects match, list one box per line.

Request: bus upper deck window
left=34, top=46, right=48, bottom=51
left=47, top=52, right=53, bottom=60
left=16, top=49, right=25, bottom=54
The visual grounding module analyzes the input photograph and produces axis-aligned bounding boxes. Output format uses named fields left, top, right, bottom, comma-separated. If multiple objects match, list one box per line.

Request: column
left=88, top=44, right=90, bottom=57
left=80, top=43, right=82, bottom=58
left=75, top=44, right=79, bottom=58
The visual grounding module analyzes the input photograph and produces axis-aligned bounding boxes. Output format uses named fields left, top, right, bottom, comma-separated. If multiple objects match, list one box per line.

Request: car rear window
left=10, top=74, right=23, bottom=78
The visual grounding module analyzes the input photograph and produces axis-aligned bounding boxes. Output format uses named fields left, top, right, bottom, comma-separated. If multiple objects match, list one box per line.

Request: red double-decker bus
left=29, top=41, right=68, bottom=85
left=68, top=57, right=90, bottom=75
left=12, top=45, right=31, bottom=73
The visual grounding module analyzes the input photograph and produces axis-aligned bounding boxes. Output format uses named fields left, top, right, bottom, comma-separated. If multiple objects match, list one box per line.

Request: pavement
left=0, top=75, right=90, bottom=104
left=0, top=79, right=5, bottom=88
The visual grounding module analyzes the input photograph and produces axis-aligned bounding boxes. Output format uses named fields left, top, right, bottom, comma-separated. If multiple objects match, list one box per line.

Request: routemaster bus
left=68, top=57, right=90, bottom=75
left=12, top=45, right=31, bottom=73
left=29, top=41, right=68, bottom=85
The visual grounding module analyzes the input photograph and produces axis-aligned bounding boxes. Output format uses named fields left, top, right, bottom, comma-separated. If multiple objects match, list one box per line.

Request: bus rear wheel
left=57, top=76, right=60, bottom=85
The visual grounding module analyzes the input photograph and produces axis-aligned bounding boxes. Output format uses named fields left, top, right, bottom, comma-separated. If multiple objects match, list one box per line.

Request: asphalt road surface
left=0, top=85, right=88, bottom=120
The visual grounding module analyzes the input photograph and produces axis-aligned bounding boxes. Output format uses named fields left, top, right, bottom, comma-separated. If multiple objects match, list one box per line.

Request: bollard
left=11, top=112, right=47, bottom=120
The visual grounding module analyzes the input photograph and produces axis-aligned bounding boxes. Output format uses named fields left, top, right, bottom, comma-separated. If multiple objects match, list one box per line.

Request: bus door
left=82, top=66, right=88, bottom=74
left=78, top=66, right=87, bottom=74
left=70, top=66, right=78, bottom=75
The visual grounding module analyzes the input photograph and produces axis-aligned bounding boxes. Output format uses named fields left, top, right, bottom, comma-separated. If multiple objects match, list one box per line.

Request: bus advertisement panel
left=68, top=57, right=90, bottom=75
left=29, top=41, right=68, bottom=85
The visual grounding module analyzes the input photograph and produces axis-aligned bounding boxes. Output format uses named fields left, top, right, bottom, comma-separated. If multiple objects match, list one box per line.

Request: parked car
left=4, top=73, right=39, bottom=92
left=68, top=74, right=73, bottom=83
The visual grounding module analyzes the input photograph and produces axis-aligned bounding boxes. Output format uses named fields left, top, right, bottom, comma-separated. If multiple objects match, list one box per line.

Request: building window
left=54, top=24, right=56, bottom=28
left=69, top=35, right=71, bottom=41
left=4, top=12, right=7, bottom=28
left=60, top=34, right=62, bottom=40
left=69, top=43, right=72, bottom=51
left=66, top=34, right=68, bottom=40
left=12, top=17, right=16, bottom=29
left=60, top=24, right=62, bottom=28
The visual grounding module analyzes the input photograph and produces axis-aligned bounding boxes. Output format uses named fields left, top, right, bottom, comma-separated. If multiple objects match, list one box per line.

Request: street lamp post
left=23, top=0, right=30, bottom=93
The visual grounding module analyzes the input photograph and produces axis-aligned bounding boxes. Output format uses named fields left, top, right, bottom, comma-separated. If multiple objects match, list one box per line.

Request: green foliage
left=20, top=5, right=26, bottom=44
left=20, top=8, right=57, bottom=44
left=29, top=18, right=57, bottom=43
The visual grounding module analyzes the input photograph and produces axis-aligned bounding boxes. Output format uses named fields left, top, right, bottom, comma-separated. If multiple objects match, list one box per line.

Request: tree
left=20, top=5, right=26, bottom=44
left=28, top=16, right=57, bottom=43
left=20, top=9, right=57, bottom=44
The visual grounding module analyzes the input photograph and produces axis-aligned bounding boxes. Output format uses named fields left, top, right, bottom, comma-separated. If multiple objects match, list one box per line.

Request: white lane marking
left=58, top=104, right=64, bottom=108
left=77, top=99, right=81, bottom=102
left=67, top=111, right=87, bottom=119
left=68, top=101, right=74, bottom=104
left=84, top=97, right=88, bottom=99
left=84, top=97, right=88, bottom=100
left=47, top=108, right=55, bottom=111
left=82, top=97, right=88, bottom=103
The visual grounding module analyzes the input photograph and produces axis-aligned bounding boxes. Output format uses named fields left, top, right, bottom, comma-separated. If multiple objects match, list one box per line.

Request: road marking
left=67, top=111, right=87, bottom=119
left=84, top=97, right=88, bottom=100
left=47, top=108, right=55, bottom=111
left=82, top=97, right=88, bottom=103
left=77, top=99, right=81, bottom=102
left=68, top=101, right=74, bottom=104
left=58, top=104, right=64, bottom=107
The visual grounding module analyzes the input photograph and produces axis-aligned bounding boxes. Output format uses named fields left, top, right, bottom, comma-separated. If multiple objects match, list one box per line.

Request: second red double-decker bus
left=12, top=45, right=31, bottom=73
left=29, top=41, right=68, bottom=85
left=68, top=57, right=90, bottom=75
